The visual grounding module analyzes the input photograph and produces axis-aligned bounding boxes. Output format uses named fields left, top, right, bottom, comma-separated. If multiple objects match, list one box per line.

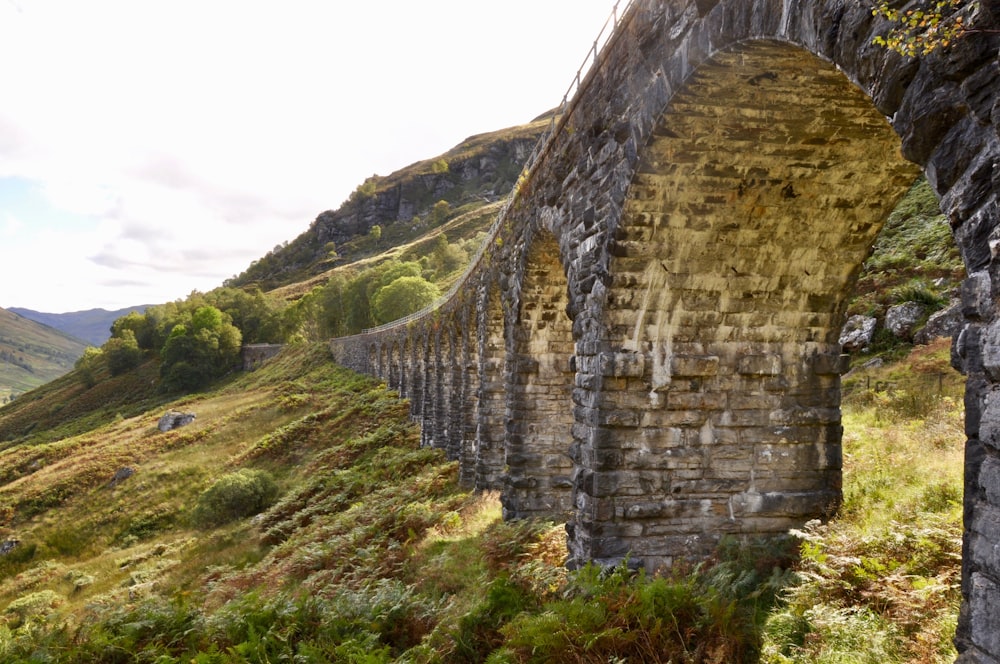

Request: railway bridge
left=329, top=0, right=1000, bottom=657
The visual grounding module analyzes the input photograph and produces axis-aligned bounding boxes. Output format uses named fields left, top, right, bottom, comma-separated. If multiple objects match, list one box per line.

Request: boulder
left=158, top=411, right=196, bottom=432
left=109, top=466, right=136, bottom=487
left=839, top=315, right=877, bottom=352
left=886, top=302, right=927, bottom=341
left=914, top=300, right=964, bottom=345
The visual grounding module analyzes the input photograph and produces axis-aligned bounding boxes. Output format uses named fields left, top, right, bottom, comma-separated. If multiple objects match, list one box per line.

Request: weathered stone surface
left=158, top=412, right=195, bottom=432
left=327, top=1, right=1000, bottom=657
left=915, top=300, right=964, bottom=345
left=970, top=573, right=1000, bottom=659
left=886, top=302, right=927, bottom=341
left=839, top=315, right=877, bottom=352
left=109, top=467, right=135, bottom=488
left=982, top=320, right=1000, bottom=383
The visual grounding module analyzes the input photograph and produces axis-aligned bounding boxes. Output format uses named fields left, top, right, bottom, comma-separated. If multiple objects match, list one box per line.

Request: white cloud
left=0, top=0, right=621, bottom=312
left=2, top=215, right=23, bottom=237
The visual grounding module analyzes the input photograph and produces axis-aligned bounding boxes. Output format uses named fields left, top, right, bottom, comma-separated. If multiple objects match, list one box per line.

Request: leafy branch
left=870, top=0, right=979, bottom=56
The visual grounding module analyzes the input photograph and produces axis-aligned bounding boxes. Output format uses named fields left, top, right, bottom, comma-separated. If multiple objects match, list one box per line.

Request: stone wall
left=330, top=0, right=1000, bottom=658
left=241, top=344, right=284, bottom=371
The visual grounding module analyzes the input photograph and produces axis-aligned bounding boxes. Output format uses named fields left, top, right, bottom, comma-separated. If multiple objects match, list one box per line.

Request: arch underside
left=504, top=231, right=576, bottom=520
left=593, top=40, right=921, bottom=566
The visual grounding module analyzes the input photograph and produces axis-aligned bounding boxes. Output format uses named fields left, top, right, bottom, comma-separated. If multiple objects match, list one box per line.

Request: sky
left=0, top=0, right=622, bottom=313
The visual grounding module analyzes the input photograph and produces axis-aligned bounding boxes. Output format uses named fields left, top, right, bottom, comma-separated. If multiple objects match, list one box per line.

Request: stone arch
left=329, top=1, right=1000, bottom=655
left=458, top=306, right=480, bottom=488
left=367, top=343, right=379, bottom=377
left=388, top=341, right=402, bottom=393
left=476, top=281, right=509, bottom=491
left=503, top=227, right=577, bottom=520
left=442, top=322, right=463, bottom=460
left=588, top=39, right=919, bottom=567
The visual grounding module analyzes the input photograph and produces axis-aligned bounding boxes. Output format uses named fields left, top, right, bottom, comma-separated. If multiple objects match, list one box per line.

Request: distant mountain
left=9, top=305, right=149, bottom=346
left=0, top=307, right=89, bottom=402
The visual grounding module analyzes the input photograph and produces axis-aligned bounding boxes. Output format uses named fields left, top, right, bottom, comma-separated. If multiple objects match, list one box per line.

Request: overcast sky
left=0, top=0, right=620, bottom=313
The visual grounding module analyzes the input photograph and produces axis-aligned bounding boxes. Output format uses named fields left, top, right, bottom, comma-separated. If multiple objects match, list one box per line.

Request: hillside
left=0, top=308, right=88, bottom=404
left=0, top=111, right=971, bottom=662
left=227, top=116, right=551, bottom=294
left=9, top=306, right=150, bottom=347
left=0, top=337, right=965, bottom=662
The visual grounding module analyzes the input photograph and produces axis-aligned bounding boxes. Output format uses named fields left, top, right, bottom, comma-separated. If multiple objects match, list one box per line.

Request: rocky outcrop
left=229, top=123, right=547, bottom=290
left=158, top=412, right=195, bottom=432
left=312, top=131, right=542, bottom=249
left=886, top=302, right=928, bottom=341
left=839, top=315, right=878, bottom=352
left=915, top=300, right=964, bottom=345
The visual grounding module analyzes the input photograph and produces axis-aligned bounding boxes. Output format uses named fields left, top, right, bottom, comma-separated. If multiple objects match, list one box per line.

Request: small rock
left=109, top=467, right=135, bottom=488
left=0, top=539, right=19, bottom=555
left=862, top=357, right=885, bottom=370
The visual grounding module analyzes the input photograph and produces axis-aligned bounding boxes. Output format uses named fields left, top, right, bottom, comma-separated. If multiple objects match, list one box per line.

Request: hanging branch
left=869, top=0, right=979, bottom=56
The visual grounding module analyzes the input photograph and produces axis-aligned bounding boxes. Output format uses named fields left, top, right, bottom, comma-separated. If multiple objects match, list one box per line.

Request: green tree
left=110, top=311, right=157, bottom=351
left=74, top=346, right=104, bottom=388
left=372, top=276, right=440, bottom=324
left=431, top=233, right=468, bottom=276
left=430, top=200, right=451, bottom=226
left=103, top=329, right=144, bottom=376
left=204, top=287, right=285, bottom=344
left=317, top=275, right=349, bottom=338
left=159, top=306, right=242, bottom=391
left=370, top=224, right=382, bottom=248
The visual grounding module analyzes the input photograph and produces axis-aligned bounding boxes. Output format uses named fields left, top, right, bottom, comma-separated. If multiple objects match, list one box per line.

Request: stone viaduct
left=329, top=0, right=999, bottom=657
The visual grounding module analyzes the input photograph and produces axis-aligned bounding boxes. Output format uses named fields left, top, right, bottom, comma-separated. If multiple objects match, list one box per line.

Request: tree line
left=78, top=233, right=473, bottom=393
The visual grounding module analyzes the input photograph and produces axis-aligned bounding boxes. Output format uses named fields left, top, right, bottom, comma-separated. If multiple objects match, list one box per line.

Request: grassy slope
left=231, top=118, right=549, bottom=295
left=0, top=337, right=966, bottom=662
left=0, top=309, right=89, bottom=403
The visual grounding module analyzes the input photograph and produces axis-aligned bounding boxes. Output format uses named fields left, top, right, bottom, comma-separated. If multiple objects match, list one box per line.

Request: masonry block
left=598, top=351, right=646, bottom=377
left=737, top=353, right=782, bottom=376
left=670, top=354, right=720, bottom=376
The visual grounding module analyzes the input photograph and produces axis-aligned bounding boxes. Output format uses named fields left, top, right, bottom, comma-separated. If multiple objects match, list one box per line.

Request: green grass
left=848, top=178, right=963, bottom=323
left=0, top=308, right=89, bottom=403
left=0, top=339, right=966, bottom=663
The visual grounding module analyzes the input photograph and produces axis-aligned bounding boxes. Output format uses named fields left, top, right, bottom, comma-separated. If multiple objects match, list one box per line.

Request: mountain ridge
left=9, top=305, right=150, bottom=347
left=0, top=307, right=89, bottom=402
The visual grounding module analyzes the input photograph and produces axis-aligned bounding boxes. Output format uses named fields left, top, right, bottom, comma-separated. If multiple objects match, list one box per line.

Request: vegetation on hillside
left=227, top=120, right=548, bottom=293
left=0, top=102, right=972, bottom=661
left=0, top=309, right=88, bottom=405
left=0, top=335, right=965, bottom=663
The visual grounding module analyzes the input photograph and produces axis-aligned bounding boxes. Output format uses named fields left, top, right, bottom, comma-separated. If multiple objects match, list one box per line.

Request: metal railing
left=354, top=0, right=635, bottom=338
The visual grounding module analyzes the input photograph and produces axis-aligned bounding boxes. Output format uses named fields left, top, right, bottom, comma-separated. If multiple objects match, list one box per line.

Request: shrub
left=104, top=330, right=144, bottom=376
left=192, top=469, right=280, bottom=528
left=4, top=590, right=61, bottom=628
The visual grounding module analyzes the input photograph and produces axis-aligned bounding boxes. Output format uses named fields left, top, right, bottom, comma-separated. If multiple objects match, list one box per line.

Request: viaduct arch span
left=329, top=0, right=999, bottom=657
